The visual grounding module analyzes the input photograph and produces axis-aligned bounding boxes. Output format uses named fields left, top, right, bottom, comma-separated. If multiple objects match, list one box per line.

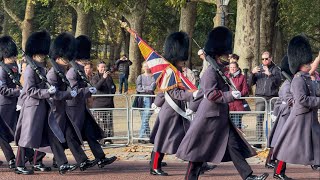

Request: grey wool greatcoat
left=268, top=80, right=292, bottom=148
left=151, top=89, right=193, bottom=154
left=0, top=64, right=20, bottom=142
left=149, top=93, right=164, bottom=144
left=15, top=63, right=65, bottom=148
left=46, top=67, right=83, bottom=143
left=66, top=64, right=105, bottom=143
left=273, top=71, right=320, bottom=165
left=176, top=65, right=256, bottom=163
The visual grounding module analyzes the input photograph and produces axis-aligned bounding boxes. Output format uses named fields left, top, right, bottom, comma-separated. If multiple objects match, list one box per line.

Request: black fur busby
left=204, top=26, right=232, bottom=57
left=50, top=32, right=76, bottom=60
left=280, top=55, right=293, bottom=77
left=25, top=30, right=51, bottom=57
left=75, top=35, right=91, bottom=60
left=0, top=36, right=18, bottom=59
left=287, top=35, right=312, bottom=74
left=163, top=31, right=189, bottom=65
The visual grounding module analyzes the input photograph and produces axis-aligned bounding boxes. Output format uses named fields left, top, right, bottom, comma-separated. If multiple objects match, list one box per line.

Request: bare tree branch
left=2, top=0, right=22, bottom=28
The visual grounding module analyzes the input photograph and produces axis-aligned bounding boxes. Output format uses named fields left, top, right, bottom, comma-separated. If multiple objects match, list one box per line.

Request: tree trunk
left=70, top=7, right=77, bottom=36
left=253, top=0, right=261, bottom=67
left=109, top=44, right=115, bottom=63
left=127, top=0, right=148, bottom=83
left=114, top=32, right=123, bottom=61
left=213, top=0, right=228, bottom=27
left=0, top=12, right=4, bottom=35
left=272, top=26, right=284, bottom=65
left=233, top=0, right=260, bottom=71
left=72, top=4, right=90, bottom=37
left=179, top=1, right=197, bottom=68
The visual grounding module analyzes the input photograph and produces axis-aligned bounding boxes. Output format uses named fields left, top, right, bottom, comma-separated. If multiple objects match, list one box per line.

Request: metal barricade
left=130, top=94, right=157, bottom=145
left=229, top=97, right=269, bottom=146
left=89, top=94, right=130, bottom=148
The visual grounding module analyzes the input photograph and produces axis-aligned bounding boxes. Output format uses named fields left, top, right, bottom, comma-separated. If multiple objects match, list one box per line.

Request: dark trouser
left=16, top=147, right=46, bottom=167
left=119, top=73, right=128, bottom=93
left=185, top=162, right=203, bottom=180
left=84, top=121, right=105, bottom=160
left=0, top=136, right=15, bottom=162
left=48, top=121, right=88, bottom=166
left=150, top=151, right=165, bottom=170
left=274, top=160, right=286, bottom=175
left=255, top=97, right=272, bottom=142
left=265, top=147, right=276, bottom=164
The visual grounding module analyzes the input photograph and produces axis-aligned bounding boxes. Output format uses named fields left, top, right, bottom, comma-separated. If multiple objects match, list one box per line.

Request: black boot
left=273, top=173, right=293, bottom=180
left=150, top=168, right=168, bottom=176
left=33, top=162, right=52, bottom=172
left=14, top=166, right=34, bottom=175
left=150, top=151, right=168, bottom=176
left=245, top=173, right=269, bottom=180
left=52, top=158, right=58, bottom=168
left=311, top=165, right=320, bottom=171
left=79, top=159, right=97, bottom=171
left=265, top=160, right=276, bottom=169
left=97, top=156, right=117, bottom=168
left=185, top=162, right=203, bottom=180
left=200, top=162, right=217, bottom=174
left=59, top=164, right=78, bottom=175
left=9, top=159, right=16, bottom=169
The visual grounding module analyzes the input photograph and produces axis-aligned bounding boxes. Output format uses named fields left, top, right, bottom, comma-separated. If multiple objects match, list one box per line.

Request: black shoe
left=253, top=144, right=262, bottom=149
left=9, top=159, right=16, bottom=169
left=59, top=164, right=78, bottom=175
left=311, top=165, right=320, bottom=171
left=200, top=164, right=217, bottom=174
left=52, top=161, right=58, bottom=168
left=0, top=160, right=3, bottom=166
left=97, top=156, right=117, bottom=168
left=79, top=159, right=96, bottom=171
left=246, top=173, right=269, bottom=180
left=33, top=163, right=51, bottom=172
left=14, top=166, right=34, bottom=175
left=273, top=173, right=293, bottom=180
left=150, top=168, right=169, bottom=176
left=265, top=161, right=276, bottom=169
left=149, top=161, right=168, bottom=167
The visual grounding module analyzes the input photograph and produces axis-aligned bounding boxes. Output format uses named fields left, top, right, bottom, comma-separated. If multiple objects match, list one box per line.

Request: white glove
left=70, top=90, right=77, bottom=97
left=20, top=89, right=23, bottom=94
left=89, top=87, right=97, bottom=94
left=154, top=107, right=161, bottom=114
left=271, top=114, right=277, bottom=122
left=48, top=86, right=56, bottom=94
left=16, top=105, right=21, bottom=111
left=186, top=109, right=195, bottom=116
left=151, top=103, right=158, bottom=110
left=192, top=90, right=199, bottom=98
left=231, top=91, right=241, bottom=99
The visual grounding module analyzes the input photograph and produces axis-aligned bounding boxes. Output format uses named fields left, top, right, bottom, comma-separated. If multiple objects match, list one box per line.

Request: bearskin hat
left=25, top=30, right=51, bottom=57
left=280, top=55, right=293, bottom=77
left=204, top=26, right=232, bottom=57
left=49, top=32, right=76, bottom=61
left=287, top=35, right=312, bottom=74
left=75, top=35, right=91, bottom=60
left=163, top=31, right=189, bottom=65
left=0, top=36, right=18, bottom=59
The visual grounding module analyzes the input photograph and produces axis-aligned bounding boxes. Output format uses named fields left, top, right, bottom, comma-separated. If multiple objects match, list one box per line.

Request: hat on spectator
left=50, top=32, right=76, bottom=61
left=204, top=26, right=232, bottom=57
left=0, top=36, right=18, bottom=59
left=287, top=35, right=312, bottom=74
left=26, top=30, right=51, bottom=57
left=163, top=31, right=189, bottom=65
left=75, top=35, right=91, bottom=60
left=280, top=55, right=293, bottom=77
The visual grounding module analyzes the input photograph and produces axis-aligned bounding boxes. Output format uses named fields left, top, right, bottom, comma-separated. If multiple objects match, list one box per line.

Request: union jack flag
left=126, top=28, right=197, bottom=91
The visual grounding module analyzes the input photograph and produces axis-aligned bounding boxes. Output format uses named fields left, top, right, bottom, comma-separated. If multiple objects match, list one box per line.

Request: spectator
left=85, top=62, right=94, bottom=108
left=229, top=53, right=239, bottom=63
left=136, top=62, right=156, bottom=143
left=226, top=62, right=249, bottom=129
left=91, top=61, right=117, bottom=144
left=115, top=54, right=132, bottom=94
left=248, top=51, right=282, bottom=148
left=182, top=66, right=196, bottom=85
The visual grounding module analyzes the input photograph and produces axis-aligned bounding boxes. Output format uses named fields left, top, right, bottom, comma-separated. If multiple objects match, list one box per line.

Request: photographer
left=248, top=51, right=281, bottom=149
left=92, top=61, right=116, bottom=143
left=115, top=54, right=132, bottom=94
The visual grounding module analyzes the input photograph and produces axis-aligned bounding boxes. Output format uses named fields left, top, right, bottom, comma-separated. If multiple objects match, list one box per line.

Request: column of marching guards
left=0, top=31, right=116, bottom=175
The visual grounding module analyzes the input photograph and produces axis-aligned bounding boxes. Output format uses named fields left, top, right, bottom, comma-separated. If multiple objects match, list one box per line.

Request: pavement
left=0, top=145, right=318, bottom=180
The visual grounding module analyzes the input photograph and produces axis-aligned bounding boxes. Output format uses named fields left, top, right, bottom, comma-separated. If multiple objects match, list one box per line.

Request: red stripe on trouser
left=16, top=146, right=21, bottom=165
left=186, top=162, right=193, bottom=180
left=34, top=150, right=38, bottom=165
left=153, top=152, right=160, bottom=169
left=276, top=161, right=284, bottom=174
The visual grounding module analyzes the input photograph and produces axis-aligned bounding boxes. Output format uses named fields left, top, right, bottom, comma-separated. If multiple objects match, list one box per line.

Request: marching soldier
left=272, top=35, right=320, bottom=179
left=175, top=26, right=269, bottom=180
left=66, top=35, right=117, bottom=169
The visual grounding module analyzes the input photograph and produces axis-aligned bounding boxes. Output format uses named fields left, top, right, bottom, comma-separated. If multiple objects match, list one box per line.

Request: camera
left=259, top=65, right=265, bottom=72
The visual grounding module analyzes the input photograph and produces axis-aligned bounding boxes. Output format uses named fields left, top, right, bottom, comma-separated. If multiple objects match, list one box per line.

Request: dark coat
left=0, top=64, right=20, bottom=142
left=66, top=65, right=105, bottom=143
left=268, top=80, right=292, bottom=148
left=15, top=64, right=64, bottom=148
left=226, top=71, right=249, bottom=111
left=151, top=89, right=193, bottom=154
left=91, top=73, right=116, bottom=108
left=176, top=65, right=257, bottom=163
left=47, top=67, right=83, bottom=143
left=273, top=72, right=320, bottom=165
